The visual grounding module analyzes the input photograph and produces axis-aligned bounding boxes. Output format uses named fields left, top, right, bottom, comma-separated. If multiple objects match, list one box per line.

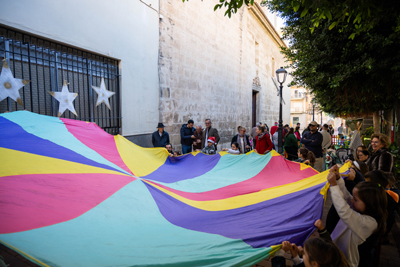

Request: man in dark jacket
left=180, top=119, right=195, bottom=154
left=328, top=124, right=335, bottom=135
left=201, top=119, right=220, bottom=150
left=152, top=123, right=170, bottom=147
left=302, top=121, right=323, bottom=172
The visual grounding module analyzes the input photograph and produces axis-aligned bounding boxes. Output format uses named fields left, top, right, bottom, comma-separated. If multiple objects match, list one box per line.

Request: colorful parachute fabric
left=1, top=111, right=331, bottom=267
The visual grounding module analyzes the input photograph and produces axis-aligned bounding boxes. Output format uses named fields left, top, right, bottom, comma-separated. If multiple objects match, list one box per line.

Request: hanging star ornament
left=0, top=59, right=30, bottom=106
left=49, top=81, right=78, bottom=117
left=91, top=77, right=115, bottom=110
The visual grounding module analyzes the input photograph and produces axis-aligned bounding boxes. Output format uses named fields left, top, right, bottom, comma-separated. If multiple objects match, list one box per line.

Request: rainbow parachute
left=0, top=111, right=330, bottom=267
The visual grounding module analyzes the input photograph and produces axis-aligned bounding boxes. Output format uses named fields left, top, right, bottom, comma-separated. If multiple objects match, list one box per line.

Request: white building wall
left=0, top=0, right=160, bottom=139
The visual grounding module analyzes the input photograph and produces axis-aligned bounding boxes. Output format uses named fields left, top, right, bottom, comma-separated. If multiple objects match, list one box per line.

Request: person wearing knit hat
left=200, top=136, right=217, bottom=154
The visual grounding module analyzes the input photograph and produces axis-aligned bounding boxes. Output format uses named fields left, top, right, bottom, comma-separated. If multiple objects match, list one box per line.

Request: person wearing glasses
left=367, top=133, right=393, bottom=172
left=301, top=121, right=323, bottom=172
left=201, top=119, right=220, bottom=150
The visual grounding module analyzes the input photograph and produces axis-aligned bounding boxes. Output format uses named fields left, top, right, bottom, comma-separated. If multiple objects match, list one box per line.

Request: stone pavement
left=1, top=191, right=400, bottom=267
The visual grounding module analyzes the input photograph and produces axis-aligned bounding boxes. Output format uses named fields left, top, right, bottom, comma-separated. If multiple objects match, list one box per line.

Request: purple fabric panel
left=144, top=182, right=325, bottom=248
left=142, top=153, right=221, bottom=183
left=0, top=117, right=122, bottom=173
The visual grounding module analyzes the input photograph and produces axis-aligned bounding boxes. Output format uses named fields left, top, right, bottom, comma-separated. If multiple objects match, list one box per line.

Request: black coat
left=231, top=134, right=251, bottom=153
left=231, top=134, right=250, bottom=145
left=367, top=148, right=393, bottom=172
left=180, top=124, right=195, bottom=146
left=152, top=130, right=170, bottom=147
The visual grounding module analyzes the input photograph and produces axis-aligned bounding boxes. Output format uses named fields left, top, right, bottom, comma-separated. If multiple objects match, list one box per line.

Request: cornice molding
left=247, top=3, right=287, bottom=48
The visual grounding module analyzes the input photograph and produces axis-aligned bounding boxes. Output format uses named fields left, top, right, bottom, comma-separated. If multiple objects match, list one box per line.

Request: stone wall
left=159, top=0, right=291, bottom=151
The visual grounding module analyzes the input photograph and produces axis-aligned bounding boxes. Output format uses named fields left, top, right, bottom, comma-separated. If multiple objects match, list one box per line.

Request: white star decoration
left=0, top=59, right=30, bottom=105
left=49, top=81, right=78, bottom=117
left=91, top=77, right=115, bottom=110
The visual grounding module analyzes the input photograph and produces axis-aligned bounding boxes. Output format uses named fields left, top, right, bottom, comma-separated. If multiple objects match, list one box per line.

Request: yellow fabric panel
left=270, top=150, right=280, bottom=157
left=219, top=151, right=228, bottom=156
left=0, top=147, right=129, bottom=177
left=268, top=245, right=283, bottom=257
left=300, top=162, right=313, bottom=171
left=143, top=171, right=328, bottom=211
left=190, top=151, right=201, bottom=156
left=339, top=161, right=351, bottom=172
left=114, top=135, right=168, bottom=177
left=319, top=162, right=351, bottom=203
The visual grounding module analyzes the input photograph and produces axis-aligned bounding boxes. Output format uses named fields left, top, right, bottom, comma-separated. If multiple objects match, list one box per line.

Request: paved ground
left=1, top=191, right=399, bottom=267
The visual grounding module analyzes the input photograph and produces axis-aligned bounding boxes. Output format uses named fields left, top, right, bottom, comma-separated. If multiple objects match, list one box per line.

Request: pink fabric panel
left=0, top=173, right=134, bottom=234
left=146, top=157, right=318, bottom=201
left=60, top=118, right=132, bottom=174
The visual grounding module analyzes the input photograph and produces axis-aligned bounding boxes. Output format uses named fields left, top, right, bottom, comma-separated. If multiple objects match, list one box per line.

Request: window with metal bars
left=0, top=26, right=121, bottom=135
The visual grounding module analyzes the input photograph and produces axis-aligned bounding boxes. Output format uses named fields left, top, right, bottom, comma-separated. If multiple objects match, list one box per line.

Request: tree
left=193, top=0, right=400, bottom=38
left=263, top=0, right=400, bottom=118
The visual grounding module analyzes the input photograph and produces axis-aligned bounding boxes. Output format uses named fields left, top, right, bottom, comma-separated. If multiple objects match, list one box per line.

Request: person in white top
left=321, top=124, right=332, bottom=171
left=222, top=142, right=240, bottom=154
left=327, top=165, right=388, bottom=267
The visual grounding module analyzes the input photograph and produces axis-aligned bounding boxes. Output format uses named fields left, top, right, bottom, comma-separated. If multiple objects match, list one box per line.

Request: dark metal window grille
left=0, top=26, right=121, bottom=135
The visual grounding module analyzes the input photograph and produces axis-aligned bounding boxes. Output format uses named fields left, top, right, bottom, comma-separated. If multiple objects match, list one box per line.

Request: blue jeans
left=182, top=144, right=192, bottom=154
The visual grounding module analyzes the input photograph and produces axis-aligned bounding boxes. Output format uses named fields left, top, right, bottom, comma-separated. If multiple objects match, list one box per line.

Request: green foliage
left=266, top=0, right=400, bottom=117
left=362, top=126, right=375, bottom=139
left=389, top=142, right=400, bottom=181
left=361, top=126, right=374, bottom=147
left=183, top=0, right=254, bottom=18
left=195, top=0, right=400, bottom=39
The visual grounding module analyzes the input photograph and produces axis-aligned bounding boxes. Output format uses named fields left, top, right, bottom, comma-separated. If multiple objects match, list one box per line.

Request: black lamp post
left=276, top=67, right=287, bottom=154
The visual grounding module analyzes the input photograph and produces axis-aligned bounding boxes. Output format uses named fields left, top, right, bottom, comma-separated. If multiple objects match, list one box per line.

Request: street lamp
left=276, top=67, right=287, bottom=154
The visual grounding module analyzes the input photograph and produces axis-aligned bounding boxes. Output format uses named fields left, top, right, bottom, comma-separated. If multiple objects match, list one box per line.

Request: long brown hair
left=353, top=160, right=369, bottom=177
left=257, top=126, right=265, bottom=133
left=304, top=237, right=349, bottom=267
left=299, top=147, right=315, bottom=166
left=354, top=181, right=388, bottom=236
left=285, top=127, right=294, bottom=138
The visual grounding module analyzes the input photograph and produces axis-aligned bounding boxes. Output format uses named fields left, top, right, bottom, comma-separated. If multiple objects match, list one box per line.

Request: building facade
left=0, top=0, right=291, bottom=150
left=290, top=86, right=345, bottom=133
left=0, top=0, right=160, bottom=144
left=159, top=0, right=291, bottom=150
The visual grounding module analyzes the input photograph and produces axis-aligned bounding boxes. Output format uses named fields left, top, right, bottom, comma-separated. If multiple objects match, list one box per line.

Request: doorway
left=252, top=91, right=259, bottom=127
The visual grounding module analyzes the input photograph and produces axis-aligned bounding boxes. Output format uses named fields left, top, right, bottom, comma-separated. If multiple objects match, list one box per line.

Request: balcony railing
left=291, top=93, right=304, bottom=99
left=291, top=107, right=303, bottom=112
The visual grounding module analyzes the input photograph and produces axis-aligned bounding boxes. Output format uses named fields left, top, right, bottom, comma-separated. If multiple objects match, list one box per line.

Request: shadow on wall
left=124, top=134, right=153, bottom=148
